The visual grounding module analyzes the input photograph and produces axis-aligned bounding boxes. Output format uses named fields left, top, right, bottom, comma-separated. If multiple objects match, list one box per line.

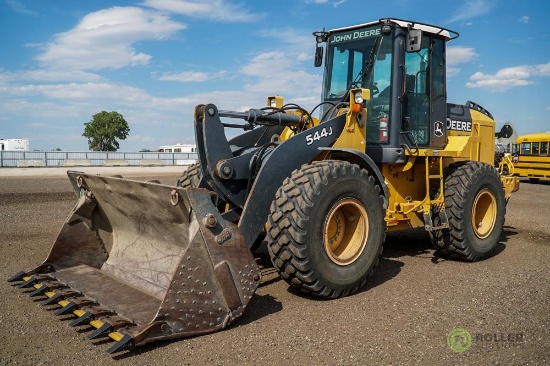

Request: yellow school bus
left=512, top=132, right=550, bottom=182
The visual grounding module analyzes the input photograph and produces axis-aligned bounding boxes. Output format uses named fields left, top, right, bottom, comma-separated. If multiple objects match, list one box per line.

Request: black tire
left=177, top=162, right=205, bottom=188
left=431, top=161, right=506, bottom=261
left=267, top=161, right=386, bottom=298
left=528, top=178, right=540, bottom=183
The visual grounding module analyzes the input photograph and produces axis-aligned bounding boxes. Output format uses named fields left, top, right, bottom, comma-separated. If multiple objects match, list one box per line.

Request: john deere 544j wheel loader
left=8, top=18, right=519, bottom=353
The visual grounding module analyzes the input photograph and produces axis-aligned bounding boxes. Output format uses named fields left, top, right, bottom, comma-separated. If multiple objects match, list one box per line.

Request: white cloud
left=0, top=99, right=91, bottom=118
left=447, top=46, right=479, bottom=65
left=259, top=28, right=312, bottom=48
left=0, top=70, right=103, bottom=83
left=35, top=7, right=185, bottom=71
left=159, top=70, right=228, bottom=82
left=446, top=46, right=479, bottom=77
left=447, top=0, right=496, bottom=24
left=142, top=0, right=264, bottom=22
left=519, top=16, right=530, bottom=23
left=304, top=0, right=346, bottom=6
left=240, top=51, right=321, bottom=102
left=4, top=0, right=37, bottom=16
left=447, top=67, right=461, bottom=78
left=466, top=63, right=550, bottom=92
left=8, top=82, right=153, bottom=106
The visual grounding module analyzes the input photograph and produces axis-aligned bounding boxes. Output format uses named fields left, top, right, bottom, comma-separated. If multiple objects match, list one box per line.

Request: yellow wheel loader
left=8, top=18, right=519, bottom=353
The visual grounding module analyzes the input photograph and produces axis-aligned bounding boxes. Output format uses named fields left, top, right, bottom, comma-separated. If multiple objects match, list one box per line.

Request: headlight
left=354, top=92, right=363, bottom=104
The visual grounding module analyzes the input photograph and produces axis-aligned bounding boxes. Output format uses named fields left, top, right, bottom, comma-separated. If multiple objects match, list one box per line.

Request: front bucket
left=8, top=171, right=261, bottom=353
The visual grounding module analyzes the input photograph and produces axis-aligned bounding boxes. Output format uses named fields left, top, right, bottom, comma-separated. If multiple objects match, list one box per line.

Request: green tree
left=83, top=111, right=130, bottom=151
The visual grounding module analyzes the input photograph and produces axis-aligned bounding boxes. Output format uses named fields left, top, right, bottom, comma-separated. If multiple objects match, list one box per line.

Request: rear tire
left=267, top=161, right=385, bottom=298
left=431, top=161, right=506, bottom=261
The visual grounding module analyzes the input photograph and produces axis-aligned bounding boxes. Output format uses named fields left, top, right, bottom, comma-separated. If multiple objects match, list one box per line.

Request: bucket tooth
left=107, top=334, right=134, bottom=354
left=7, top=270, right=26, bottom=283
left=88, top=322, right=113, bottom=339
left=41, top=289, right=81, bottom=307
left=29, top=281, right=64, bottom=297
left=29, top=284, right=49, bottom=297
left=54, top=301, right=77, bottom=316
left=69, top=311, right=93, bottom=327
left=41, top=293, right=63, bottom=306
left=16, top=276, right=37, bottom=289
left=70, top=306, right=115, bottom=327
left=88, top=317, right=134, bottom=340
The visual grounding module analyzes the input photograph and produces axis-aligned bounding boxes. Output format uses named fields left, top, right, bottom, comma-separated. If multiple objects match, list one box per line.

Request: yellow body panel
left=383, top=156, right=445, bottom=231
left=380, top=106, right=508, bottom=229
left=332, top=89, right=369, bottom=152
left=440, top=115, right=495, bottom=164
left=266, top=95, right=320, bottom=142
left=471, top=110, right=496, bottom=164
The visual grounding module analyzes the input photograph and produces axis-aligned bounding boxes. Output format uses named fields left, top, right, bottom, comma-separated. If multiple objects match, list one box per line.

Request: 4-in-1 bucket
left=8, top=171, right=260, bottom=353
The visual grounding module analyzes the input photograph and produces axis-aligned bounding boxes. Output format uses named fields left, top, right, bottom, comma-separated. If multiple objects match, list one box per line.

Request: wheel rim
left=324, top=198, right=369, bottom=265
left=471, top=188, right=497, bottom=239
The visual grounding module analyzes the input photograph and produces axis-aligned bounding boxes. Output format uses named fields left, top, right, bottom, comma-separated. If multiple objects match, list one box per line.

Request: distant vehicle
left=511, top=132, right=550, bottom=182
left=158, top=143, right=196, bottom=153
left=0, top=139, right=29, bottom=151
left=494, top=123, right=517, bottom=166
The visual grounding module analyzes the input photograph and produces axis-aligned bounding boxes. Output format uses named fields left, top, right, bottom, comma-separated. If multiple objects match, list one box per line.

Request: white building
left=0, top=139, right=29, bottom=151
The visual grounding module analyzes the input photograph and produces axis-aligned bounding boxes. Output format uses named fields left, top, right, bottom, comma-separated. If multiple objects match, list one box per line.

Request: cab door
left=403, top=34, right=447, bottom=149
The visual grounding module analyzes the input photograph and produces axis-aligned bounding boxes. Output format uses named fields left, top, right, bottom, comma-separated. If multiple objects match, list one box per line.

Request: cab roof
left=328, top=18, right=459, bottom=40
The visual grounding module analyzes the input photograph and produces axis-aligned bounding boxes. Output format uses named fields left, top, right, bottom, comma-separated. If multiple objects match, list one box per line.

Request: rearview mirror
left=406, top=29, right=422, bottom=52
left=314, top=46, right=323, bottom=67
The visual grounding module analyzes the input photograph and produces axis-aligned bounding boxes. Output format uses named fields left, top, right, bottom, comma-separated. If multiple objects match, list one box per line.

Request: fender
left=238, top=114, right=347, bottom=247
left=320, top=147, right=389, bottom=209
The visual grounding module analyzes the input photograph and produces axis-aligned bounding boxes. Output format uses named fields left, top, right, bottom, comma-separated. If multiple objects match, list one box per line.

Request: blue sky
left=1, top=0, right=549, bottom=151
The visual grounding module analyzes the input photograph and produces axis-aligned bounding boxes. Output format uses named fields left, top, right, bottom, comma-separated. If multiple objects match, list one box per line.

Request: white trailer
left=0, top=139, right=30, bottom=151
left=158, top=143, right=196, bottom=153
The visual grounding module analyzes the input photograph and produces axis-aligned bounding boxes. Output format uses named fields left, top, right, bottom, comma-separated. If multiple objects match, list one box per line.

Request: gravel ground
left=0, top=169, right=549, bottom=365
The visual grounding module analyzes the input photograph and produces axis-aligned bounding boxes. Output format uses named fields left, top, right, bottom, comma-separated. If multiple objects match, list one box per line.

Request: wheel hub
left=324, top=198, right=369, bottom=265
left=471, top=188, right=497, bottom=239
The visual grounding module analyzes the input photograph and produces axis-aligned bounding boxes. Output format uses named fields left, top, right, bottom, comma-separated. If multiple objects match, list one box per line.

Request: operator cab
left=315, top=18, right=459, bottom=163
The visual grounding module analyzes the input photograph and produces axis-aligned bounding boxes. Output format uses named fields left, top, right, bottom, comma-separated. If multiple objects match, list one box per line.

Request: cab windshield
left=324, top=25, right=393, bottom=101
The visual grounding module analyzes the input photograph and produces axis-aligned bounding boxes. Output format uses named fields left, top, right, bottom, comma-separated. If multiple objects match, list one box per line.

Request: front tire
left=176, top=162, right=205, bottom=188
left=431, top=161, right=506, bottom=261
left=267, top=161, right=385, bottom=298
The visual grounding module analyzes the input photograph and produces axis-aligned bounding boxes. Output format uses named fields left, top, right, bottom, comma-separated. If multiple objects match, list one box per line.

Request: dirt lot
left=0, top=169, right=548, bottom=365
